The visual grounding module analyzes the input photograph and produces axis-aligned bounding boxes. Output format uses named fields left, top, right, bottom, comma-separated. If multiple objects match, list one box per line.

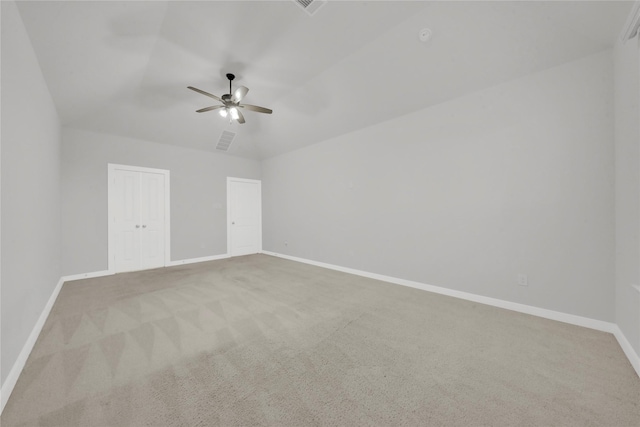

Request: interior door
left=113, top=169, right=141, bottom=273
left=228, top=178, right=262, bottom=256
left=109, top=164, right=169, bottom=273
left=139, top=171, right=166, bottom=270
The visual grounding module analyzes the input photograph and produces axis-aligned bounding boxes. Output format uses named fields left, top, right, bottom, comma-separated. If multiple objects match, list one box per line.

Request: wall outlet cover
left=518, top=274, right=528, bottom=286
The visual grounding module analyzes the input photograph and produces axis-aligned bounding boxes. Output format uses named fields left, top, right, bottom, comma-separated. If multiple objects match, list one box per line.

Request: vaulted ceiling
left=15, top=1, right=632, bottom=159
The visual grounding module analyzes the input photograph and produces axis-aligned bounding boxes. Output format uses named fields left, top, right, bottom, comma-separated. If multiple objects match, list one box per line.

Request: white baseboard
left=60, top=255, right=228, bottom=285
left=3, top=253, right=637, bottom=417
left=613, top=326, right=640, bottom=378
left=261, top=251, right=615, bottom=333
left=262, top=251, right=640, bottom=377
left=62, top=269, right=112, bottom=282
left=166, top=254, right=230, bottom=267
left=1, top=277, right=65, bottom=414
left=0, top=255, right=237, bottom=414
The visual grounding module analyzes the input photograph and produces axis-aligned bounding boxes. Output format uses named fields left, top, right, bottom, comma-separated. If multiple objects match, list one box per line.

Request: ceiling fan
left=188, top=73, right=272, bottom=124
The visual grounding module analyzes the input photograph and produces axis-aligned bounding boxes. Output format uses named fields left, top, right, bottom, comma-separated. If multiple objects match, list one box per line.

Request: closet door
left=109, top=164, right=169, bottom=274
left=113, top=169, right=142, bottom=273
left=139, top=171, right=165, bottom=270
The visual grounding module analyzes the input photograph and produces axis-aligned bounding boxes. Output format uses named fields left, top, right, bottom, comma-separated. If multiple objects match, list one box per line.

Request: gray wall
left=614, top=35, right=640, bottom=356
left=1, top=1, right=62, bottom=386
left=61, top=128, right=261, bottom=276
left=263, top=51, right=615, bottom=322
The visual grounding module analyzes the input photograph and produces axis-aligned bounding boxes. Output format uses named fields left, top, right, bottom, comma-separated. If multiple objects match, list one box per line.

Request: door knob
left=142, top=225, right=147, bottom=228
left=136, top=225, right=140, bottom=228
left=232, top=222, right=235, bottom=225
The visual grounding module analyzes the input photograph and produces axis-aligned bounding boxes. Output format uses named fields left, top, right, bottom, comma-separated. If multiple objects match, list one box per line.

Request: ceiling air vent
left=216, top=130, right=236, bottom=152
left=294, top=0, right=327, bottom=16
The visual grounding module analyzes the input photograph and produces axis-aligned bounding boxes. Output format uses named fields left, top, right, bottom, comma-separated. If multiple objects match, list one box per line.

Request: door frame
left=227, top=177, right=262, bottom=256
left=108, top=163, right=171, bottom=274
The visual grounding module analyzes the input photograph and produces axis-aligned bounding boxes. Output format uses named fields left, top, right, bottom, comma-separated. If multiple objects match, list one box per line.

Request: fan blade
left=236, top=109, right=246, bottom=124
left=232, top=86, right=249, bottom=103
left=196, top=105, right=224, bottom=113
left=240, top=104, right=273, bottom=114
left=188, top=86, right=222, bottom=102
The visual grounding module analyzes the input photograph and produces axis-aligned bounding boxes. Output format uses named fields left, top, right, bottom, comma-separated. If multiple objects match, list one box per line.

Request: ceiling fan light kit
left=188, top=73, right=273, bottom=125
left=219, top=108, right=239, bottom=119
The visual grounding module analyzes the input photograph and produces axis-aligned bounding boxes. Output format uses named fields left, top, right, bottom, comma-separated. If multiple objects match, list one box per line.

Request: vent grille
left=216, top=130, right=236, bottom=152
left=294, top=0, right=327, bottom=16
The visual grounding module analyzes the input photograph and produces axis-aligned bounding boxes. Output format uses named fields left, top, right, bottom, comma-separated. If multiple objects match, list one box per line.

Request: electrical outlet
left=518, top=274, right=528, bottom=286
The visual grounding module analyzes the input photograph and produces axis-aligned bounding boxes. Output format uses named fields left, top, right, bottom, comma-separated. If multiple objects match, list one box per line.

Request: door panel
left=113, top=170, right=141, bottom=272
left=140, top=172, right=165, bottom=269
left=229, top=179, right=261, bottom=256
left=122, top=231, right=136, bottom=260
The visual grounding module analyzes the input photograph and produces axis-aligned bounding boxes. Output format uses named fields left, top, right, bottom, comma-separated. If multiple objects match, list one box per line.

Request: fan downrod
left=225, top=73, right=236, bottom=97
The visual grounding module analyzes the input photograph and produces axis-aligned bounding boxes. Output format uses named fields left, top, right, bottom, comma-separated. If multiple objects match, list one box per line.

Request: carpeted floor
left=2, top=254, right=639, bottom=426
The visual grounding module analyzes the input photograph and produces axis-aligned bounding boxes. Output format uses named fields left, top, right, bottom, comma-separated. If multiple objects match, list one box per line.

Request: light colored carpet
left=2, top=254, right=639, bottom=426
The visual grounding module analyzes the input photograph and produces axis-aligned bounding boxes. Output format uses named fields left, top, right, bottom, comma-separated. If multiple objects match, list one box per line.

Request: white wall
left=614, top=33, right=640, bottom=356
left=61, top=128, right=261, bottom=275
left=263, top=50, right=615, bottom=322
left=1, top=1, right=62, bottom=386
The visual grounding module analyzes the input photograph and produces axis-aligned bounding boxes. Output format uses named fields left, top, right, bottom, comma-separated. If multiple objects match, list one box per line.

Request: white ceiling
left=15, top=1, right=632, bottom=159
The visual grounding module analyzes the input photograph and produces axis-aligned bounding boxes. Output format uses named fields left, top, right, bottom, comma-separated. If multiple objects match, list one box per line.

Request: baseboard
left=2, top=253, right=635, bottom=417
left=1, top=276, right=65, bottom=414
left=0, top=257, right=217, bottom=413
left=62, top=269, right=112, bottom=282
left=0, top=256, right=201, bottom=413
left=262, top=251, right=640, bottom=374
left=613, top=326, right=640, bottom=378
left=64, top=256, right=230, bottom=283
left=166, top=253, right=230, bottom=267
left=261, top=251, right=616, bottom=334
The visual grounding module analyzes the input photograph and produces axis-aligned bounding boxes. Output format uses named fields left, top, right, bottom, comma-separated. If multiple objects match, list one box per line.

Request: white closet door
left=113, top=169, right=141, bottom=273
left=139, top=171, right=165, bottom=270
left=110, top=165, right=169, bottom=273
